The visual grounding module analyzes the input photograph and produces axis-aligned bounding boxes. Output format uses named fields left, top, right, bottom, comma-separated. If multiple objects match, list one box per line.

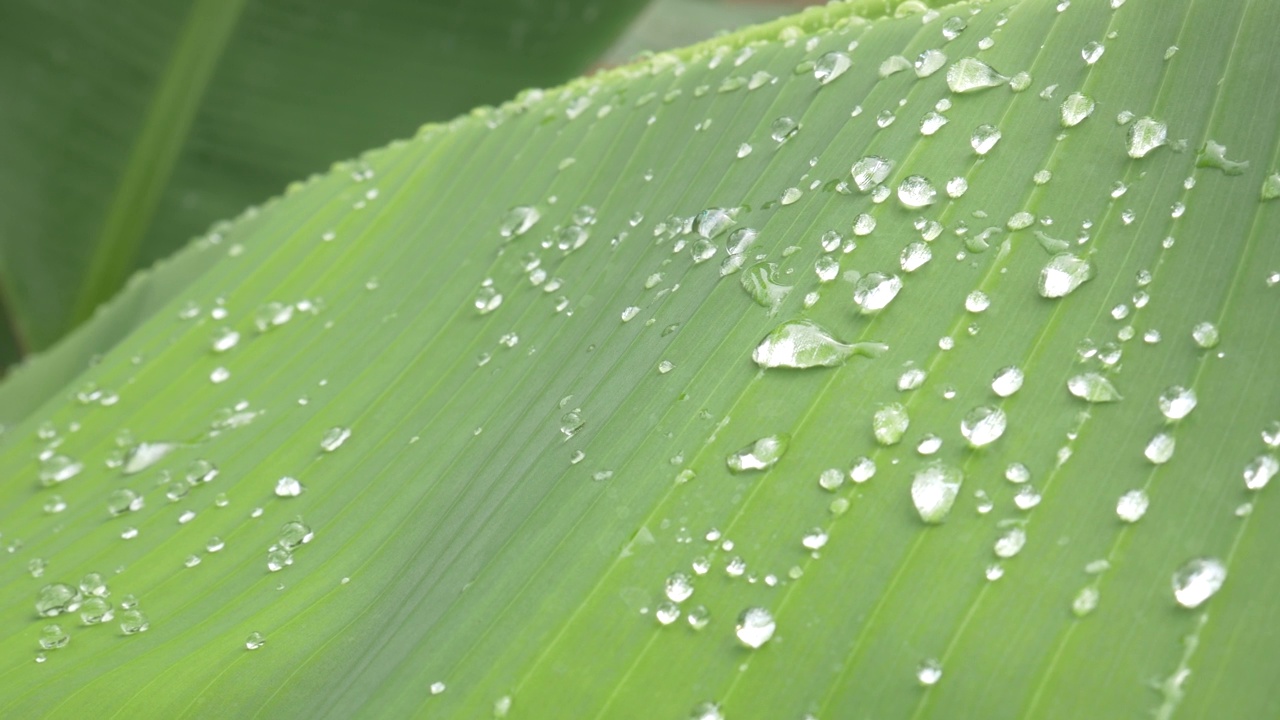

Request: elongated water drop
left=994, top=527, right=1026, bottom=558
left=726, top=435, right=789, bottom=473
left=960, top=406, right=1007, bottom=447
left=1067, top=372, right=1122, bottom=402
left=752, top=319, right=884, bottom=369
left=1038, top=253, right=1094, bottom=298
left=814, top=52, right=852, bottom=84
left=914, top=49, right=947, bottom=77
left=946, top=57, right=1008, bottom=93
left=320, top=427, right=351, bottom=453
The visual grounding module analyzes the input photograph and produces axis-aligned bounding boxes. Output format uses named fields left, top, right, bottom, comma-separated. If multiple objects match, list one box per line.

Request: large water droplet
left=897, top=176, right=938, bottom=208
left=960, top=405, right=1007, bottom=447
left=1126, top=117, right=1168, bottom=158
left=1116, top=489, right=1149, bottom=522
left=914, top=49, right=947, bottom=77
left=1244, top=454, right=1278, bottom=491
left=853, top=272, right=903, bottom=314
left=1144, top=432, right=1176, bottom=464
left=1067, top=372, right=1122, bottom=402
left=851, top=156, right=894, bottom=192
left=771, top=116, right=800, bottom=143
left=1157, top=385, right=1197, bottom=420
left=946, top=57, right=1009, bottom=93
left=991, top=366, right=1024, bottom=397
left=726, top=435, right=789, bottom=473
left=752, top=319, right=885, bottom=369
left=814, top=51, right=852, bottom=84
left=911, top=462, right=963, bottom=523
left=735, top=607, right=776, bottom=648
left=1038, top=253, right=1094, bottom=298
left=917, top=658, right=943, bottom=686
left=1060, top=92, right=1095, bottom=127
left=1172, top=558, right=1226, bottom=608
left=970, top=124, right=1002, bottom=155
left=873, top=403, right=910, bottom=446
left=500, top=206, right=540, bottom=238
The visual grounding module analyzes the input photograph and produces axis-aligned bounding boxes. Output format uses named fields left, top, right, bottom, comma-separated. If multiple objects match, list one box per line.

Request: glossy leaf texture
left=2, top=0, right=1279, bottom=717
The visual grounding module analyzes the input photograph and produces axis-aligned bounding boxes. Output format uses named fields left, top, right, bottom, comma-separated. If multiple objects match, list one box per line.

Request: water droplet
left=989, top=366, right=1024, bottom=397
left=664, top=572, right=694, bottom=603
left=941, top=16, right=967, bottom=40
left=853, top=272, right=903, bottom=313
left=1262, top=172, right=1280, bottom=200
left=964, top=291, right=990, bottom=314
left=1262, top=421, right=1280, bottom=448
left=474, top=285, right=503, bottom=315
left=1126, top=117, right=1168, bottom=158
left=917, top=658, right=943, bottom=686
left=38, top=455, right=83, bottom=486
left=740, top=262, right=792, bottom=312
left=39, top=624, right=69, bottom=650
left=279, top=520, right=314, bottom=549
left=994, top=527, right=1026, bottom=558
left=694, top=208, right=737, bottom=239
left=752, top=319, right=884, bottom=369
left=849, top=456, right=876, bottom=484
left=898, top=366, right=927, bottom=391
left=35, top=583, right=79, bottom=617
left=1172, top=558, right=1226, bottom=608
left=1244, top=454, right=1278, bottom=491
left=320, top=427, right=351, bottom=453
left=850, top=156, right=894, bottom=192
left=119, top=608, right=150, bottom=634
left=274, top=477, right=304, bottom=497
left=814, top=51, right=852, bottom=83
left=946, top=177, right=968, bottom=197
left=897, top=175, right=938, bottom=208
left=726, top=434, right=789, bottom=473
left=1145, top=432, right=1176, bottom=464
left=771, top=116, right=800, bottom=143
left=1081, top=41, right=1105, bottom=64
left=106, top=489, right=144, bottom=516
left=916, top=434, right=943, bottom=455
left=873, top=403, right=910, bottom=446
left=946, top=57, right=1008, bottom=93
left=911, top=462, right=963, bottom=523
left=1014, top=486, right=1042, bottom=510
left=914, top=49, right=947, bottom=77
left=802, top=528, right=829, bottom=550
left=818, top=468, right=845, bottom=492
left=1067, top=372, right=1122, bottom=403
left=1190, top=322, right=1219, bottom=348
left=1072, top=586, right=1100, bottom=617
left=1039, top=253, right=1094, bottom=298
left=1116, top=489, right=1149, bottom=522
left=1006, top=463, right=1031, bottom=485
left=960, top=405, right=1007, bottom=447
left=690, top=701, right=724, bottom=720
left=1196, top=140, right=1249, bottom=175
left=900, top=242, right=932, bottom=273
left=430, top=681, right=447, bottom=696
left=734, top=607, right=776, bottom=648
left=1157, top=386, right=1197, bottom=420
left=658, top=360, right=675, bottom=374
left=79, top=596, right=114, bottom=625
left=970, top=124, right=1002, bottom=155
left=211, top=327, right=240, bottom=353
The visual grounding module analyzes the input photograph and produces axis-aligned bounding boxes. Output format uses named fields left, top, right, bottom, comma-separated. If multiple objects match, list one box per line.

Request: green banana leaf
left=3, top=0, right=1280, bottom=717
left=0, top=0, right=650, bottom=368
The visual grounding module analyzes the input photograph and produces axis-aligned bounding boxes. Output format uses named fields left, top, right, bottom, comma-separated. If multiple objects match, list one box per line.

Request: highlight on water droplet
left=734, top=607, right=776, bottom=648
left=1172, top=557, right=1226, bottom=608
left=1144, top=432, right=1176, bottom=464
left=970, top=124, right=1002, bottom=155
left=726, top=434, right=789, bottom=473
left=274, top=477, right=304, bottom=498
left=911, top=462, right=963, bottom=523
left=499, top=205, right=540, bottom=238
left=1243, top=454, right=1278, bottom=491
left=1067, top=372, right=1122, bottom=403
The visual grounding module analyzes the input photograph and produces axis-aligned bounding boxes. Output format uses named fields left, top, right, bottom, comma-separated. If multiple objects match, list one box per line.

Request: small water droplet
left=970, top=124, right=1002, bottom=155
left=814, top=51, right=852, bottom=83
left=1116, top=489, right=1149, bottom=522
left=1144, top=432, right=1176, bottom=464
left=1243, top=454, right=1278, bottom=491
left=1081, top=41, right=1105, bottom=64
left=320, top=427, right=351, bottom=453
left=853, top=272, right=903, bottom=313
left=898, top=366, right=927, bottom=391
left=1157, top=386, right=1197, bottom=420
left=994, top=527, right=1026, bottom=558
left=119, top=608, right=149, bottom=634
left=39, top=624, right=69, bottom=650
left=917, top=658, right=943, bottom=686
left=990, top=366, right=1024, bottom=397
left=850, top=156, right=894, bottom=192
left=1072, top=586, right=1100, bottom=617
left=960, top=406, right=1007, bottom=447
left=274, top=477, right=304, bottom=497
left=1067, top=372, right=1121, bottom=403
left=771, top=116, right=800, bottom=143
left=897, top=176, right=938, bottom=208
left=752, top=319, right=884, bottom=369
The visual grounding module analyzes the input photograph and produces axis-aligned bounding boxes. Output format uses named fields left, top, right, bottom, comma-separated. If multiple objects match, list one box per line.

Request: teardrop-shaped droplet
left=1126, top=117, right=1168, bottom=158
left=752, top=319, right=885, bottom=369
left=1060, top=92, right=1095, bottom=127
left=946, top=57, right=1009, bottom=93
left=911, top=462, right=963, bottom=523
left=814, top=51, right=852, bottom=84
left=1038, top=253, right=1094, bottom=298
left=1067, top=372, right=1122, bottom=402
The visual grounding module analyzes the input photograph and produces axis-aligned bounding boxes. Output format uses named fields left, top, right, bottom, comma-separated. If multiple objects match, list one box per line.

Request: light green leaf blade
left=2, top=0, right=1279, bottom=717
left=0, top=0, right=650, bottom=366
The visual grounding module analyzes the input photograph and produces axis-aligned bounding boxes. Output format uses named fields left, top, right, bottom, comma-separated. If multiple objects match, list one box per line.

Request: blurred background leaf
left=0, top=0, right=652, bottom=371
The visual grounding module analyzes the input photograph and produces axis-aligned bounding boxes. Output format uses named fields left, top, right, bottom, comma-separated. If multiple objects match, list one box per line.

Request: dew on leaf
left=735, top=607, right=776, bottom=648
left=1243, top=454, right=1278, bottom=491
left=853, top=272, right=903, bottom=313
left=1126, top=117, right=1168, bottom=158
left=960, top=405, right=1007, bottom=447
left=1144, top=432, right=1176, bottom=464
left=1067, top=372, right=1122, bottom=403
left=994, top=527, right=1027, bottom=558
left=752, top=319, right=884, bottom=369
left=1172, top=558, right=1226, bottom=608
left=851, top=155, right=894, bottom=192
left=897, top=175, right=937, bottom=207
left=1038, top=253, right=1094, bottom=298
left=873, top=403, right=910, bottom=446
left=1157, top=385, right=1197, bottom=420
left=1116, top=489, right=1149, bottom=522
left=814, top=51, right=852, bottom=83
left=970, top=124, right=1002, bottom=155
left=911, top=462, right=962, bottom=523
left=946, top=57, right=1008, bottom=93
left=917, top=658, right=943, bottom=686
left=726, top=435, right=789, bottom=473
